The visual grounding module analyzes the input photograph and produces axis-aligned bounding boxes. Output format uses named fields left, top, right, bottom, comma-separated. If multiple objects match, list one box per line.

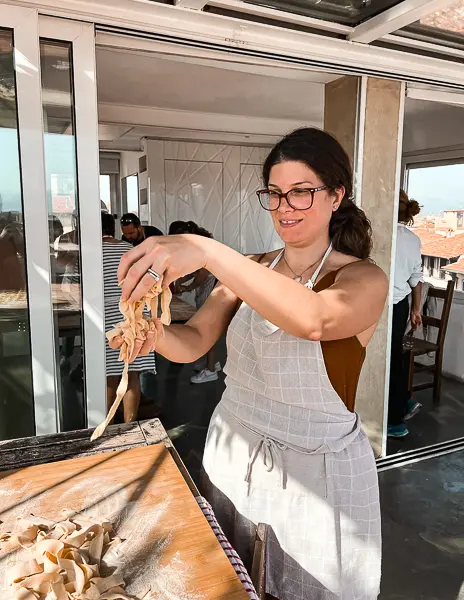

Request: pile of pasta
left=91, top=282, right=172, bottom=441
left=1, top=512, right=153, bottom=600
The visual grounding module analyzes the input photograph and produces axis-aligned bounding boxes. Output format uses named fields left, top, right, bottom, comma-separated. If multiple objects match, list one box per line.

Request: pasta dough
left=1, top=513, right=159, bottom=600
left=91, top=282, right=172, bottom=441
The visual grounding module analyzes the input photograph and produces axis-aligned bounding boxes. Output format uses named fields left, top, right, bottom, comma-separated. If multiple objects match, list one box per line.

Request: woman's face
left=268, top=161, right=343, bottom=246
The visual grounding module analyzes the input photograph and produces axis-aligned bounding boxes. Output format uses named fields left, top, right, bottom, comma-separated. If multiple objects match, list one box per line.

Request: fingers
left=119, top=241, right=167, bottom=300
left=108, top=335, right=123, bottom=350
left=127, top=272, right=160, bottom=303
left=154, top=318, right=165, bottom=340
left=118, top=242, right=148, bottom=283
left=138, top=330, right=156, bottom=356
left=128, top=338, right=144, bottom=363
left=123, top=255, right=170, bottom=303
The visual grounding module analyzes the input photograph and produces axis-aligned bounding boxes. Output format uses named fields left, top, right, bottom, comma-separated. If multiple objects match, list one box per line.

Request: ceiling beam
left=207, top=0, right=351, bottom=34
left=348, top=0, right=456, bottom=44
left=98, top=102, right=320, bottom=135
left=407, top=86, right=464, bottom=106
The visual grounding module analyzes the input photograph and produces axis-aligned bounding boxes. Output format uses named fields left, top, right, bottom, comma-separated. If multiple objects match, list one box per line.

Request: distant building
left=416, top=231, right=464, bottom=290
left=442, top=258, right=464, bottom=293
left=442, top=209, right=464, bottom=232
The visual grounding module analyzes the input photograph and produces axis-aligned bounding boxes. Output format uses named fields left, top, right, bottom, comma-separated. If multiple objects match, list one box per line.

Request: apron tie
left=245, top=435, right=288, bottom=489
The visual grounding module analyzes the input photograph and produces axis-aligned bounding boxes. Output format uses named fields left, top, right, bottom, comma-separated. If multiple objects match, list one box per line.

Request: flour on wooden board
left=0, top=476, right=203, bottom=600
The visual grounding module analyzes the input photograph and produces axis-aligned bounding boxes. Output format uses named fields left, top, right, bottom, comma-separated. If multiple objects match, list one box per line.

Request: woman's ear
left=332, top=186, right=345, bottom=212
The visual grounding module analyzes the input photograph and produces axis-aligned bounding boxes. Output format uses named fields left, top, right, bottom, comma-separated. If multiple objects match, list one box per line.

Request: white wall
left=146, top=140, right=282, bottom=253
left=120, top=151, right=143, bottom=180
left=403, top=99, right=464, bottom=154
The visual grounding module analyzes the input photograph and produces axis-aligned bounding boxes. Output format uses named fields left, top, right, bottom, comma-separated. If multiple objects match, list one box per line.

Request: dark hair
left=168, top=220, right=213, bottom=239
left=169, top=220, right=188, bottom=235
left=398, top=189, right=420, bottom=226
left=263, top=127, right=372, bottom=260
left=120, top=213, right=141, bottom=227
left=101, top=212, right=115, bottom=237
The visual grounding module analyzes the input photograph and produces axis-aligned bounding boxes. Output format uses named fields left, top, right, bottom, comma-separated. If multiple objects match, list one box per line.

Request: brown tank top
left=314, top=269, right=366, bottom=413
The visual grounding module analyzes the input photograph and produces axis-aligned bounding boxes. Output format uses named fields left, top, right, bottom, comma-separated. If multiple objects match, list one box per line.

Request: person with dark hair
left=168, top=220, right=188, bottom=235
left=120, top=213, right=163, bottom=246
left=101, top=212, right=156, bottom=424
left=114, top=128, right=387, bottom=600
left=169, top=220, right=220, bottom=382
left=388, top=190, right=423, bottom=438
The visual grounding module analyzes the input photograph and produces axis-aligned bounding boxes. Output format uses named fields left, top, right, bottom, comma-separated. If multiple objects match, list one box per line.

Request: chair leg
left=433, top=352, right=443, bottom=406
left=407, top=350, right=414, bottom=396
left=251, top=523, right=268, bottom=600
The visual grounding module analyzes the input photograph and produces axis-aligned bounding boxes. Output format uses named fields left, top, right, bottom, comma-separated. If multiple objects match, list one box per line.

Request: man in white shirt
left=389, top=191, right=423, bottom=438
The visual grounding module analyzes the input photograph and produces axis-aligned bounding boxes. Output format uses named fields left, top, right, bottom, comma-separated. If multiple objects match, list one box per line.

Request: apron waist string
left=245, top=436, right=288, bottom=489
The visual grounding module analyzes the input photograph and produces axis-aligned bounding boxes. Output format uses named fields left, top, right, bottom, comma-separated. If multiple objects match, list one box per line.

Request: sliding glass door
left=0, top=7, right=105, bottom=440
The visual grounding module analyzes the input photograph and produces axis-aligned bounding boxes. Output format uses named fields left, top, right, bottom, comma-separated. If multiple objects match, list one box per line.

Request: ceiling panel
left=396, top=0, right=464, bottom=50
left=239, top=0, right=404, bottom=26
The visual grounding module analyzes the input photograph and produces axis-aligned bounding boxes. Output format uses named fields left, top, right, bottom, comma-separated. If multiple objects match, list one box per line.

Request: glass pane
left=406, top=162, right=464, bottom=287
left=41, top=39, right=86, bottom=431
left=125, top=174, right=139, bottom=215
left=0, top=29, right=35, bottom=440
left=398, top=1, right=464, bottom=49
left=239, top=0, right=404, bottom=26
left=100, top=174, right=111, bottom=213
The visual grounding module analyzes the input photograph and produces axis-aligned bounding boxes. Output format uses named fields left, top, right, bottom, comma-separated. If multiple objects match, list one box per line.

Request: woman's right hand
left=108, top=318, right=165, bottom=362
left=410, top=309, right=422, bottom=330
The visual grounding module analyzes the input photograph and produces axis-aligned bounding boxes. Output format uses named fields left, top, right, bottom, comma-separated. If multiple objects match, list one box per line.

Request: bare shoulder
left=246, top=249, right=282, bottom=267
left=336, top=259, right=388, bottom=290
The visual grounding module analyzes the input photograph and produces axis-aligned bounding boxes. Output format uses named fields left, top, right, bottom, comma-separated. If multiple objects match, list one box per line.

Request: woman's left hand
left=118, top=234, right=211, bottom=302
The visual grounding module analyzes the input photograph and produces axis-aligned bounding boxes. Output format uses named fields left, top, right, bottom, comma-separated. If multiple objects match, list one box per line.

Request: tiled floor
left=379, top=451, right=464, bottom=600
left=387, top=376, right=464, bottom=455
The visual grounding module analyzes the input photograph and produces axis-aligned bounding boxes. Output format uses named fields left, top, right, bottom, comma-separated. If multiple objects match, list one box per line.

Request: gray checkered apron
left=202, top=247, right=381, bottom=599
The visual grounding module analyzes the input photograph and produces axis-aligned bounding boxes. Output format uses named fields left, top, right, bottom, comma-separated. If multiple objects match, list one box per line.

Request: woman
left=116, top=128, right=388, bottom=599
left=101, top=212, right=156, bottom=423
left=169, top=220, right=220, bottom=383
left=388, top=191, right=423, bottom=438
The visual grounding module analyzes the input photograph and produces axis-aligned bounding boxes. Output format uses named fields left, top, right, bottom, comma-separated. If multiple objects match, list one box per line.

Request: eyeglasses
left=256, top=186, right=328, bottom=211
left=120, top=217, right=139, bottom=226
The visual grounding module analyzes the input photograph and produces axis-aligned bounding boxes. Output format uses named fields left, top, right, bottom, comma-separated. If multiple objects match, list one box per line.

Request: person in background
left=388, top=190, right=423, bottom=438
left=121, top=213, right=163, bottom=246
left=0, top=221, right=25, bottom=292
left=102, top=212, right=156, bottom=423
left=56, top=210, right=79, bottom=285
left=55, top=210, right=80, bottom=366
left=169, top=220, right=220, bottom=383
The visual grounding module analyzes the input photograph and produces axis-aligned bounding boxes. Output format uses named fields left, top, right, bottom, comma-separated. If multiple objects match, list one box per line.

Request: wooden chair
left=404, top=280, right=454, bottom=405
left=251, top=523, right=269, bottom=600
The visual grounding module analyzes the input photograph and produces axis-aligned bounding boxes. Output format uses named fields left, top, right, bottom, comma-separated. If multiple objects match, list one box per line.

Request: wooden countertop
left=0, top=420, right=250, bottom=600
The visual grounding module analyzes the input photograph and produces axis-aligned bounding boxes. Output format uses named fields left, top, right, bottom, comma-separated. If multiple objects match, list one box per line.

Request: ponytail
left=329, top=197, right=372, bottom=260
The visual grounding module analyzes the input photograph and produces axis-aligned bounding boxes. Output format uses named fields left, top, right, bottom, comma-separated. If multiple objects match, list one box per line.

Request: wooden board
left=0, top=445, right=249, bottom=600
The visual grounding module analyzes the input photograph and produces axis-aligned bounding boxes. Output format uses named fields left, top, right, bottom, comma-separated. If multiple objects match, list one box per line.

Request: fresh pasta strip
left=91, top=280, right=171, bottom=442
left=1, top=513, right=137, bottom=600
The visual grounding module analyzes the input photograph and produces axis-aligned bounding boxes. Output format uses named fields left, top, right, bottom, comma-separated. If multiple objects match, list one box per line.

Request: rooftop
left=442, top=256, right=464, bottom=274
left=412, top=228, right=445, bottom=246
left=421, top=232, right=464, bottom=259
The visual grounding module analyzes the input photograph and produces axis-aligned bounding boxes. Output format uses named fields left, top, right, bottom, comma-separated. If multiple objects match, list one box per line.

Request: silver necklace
left=282, top=252, right=324, bottom=283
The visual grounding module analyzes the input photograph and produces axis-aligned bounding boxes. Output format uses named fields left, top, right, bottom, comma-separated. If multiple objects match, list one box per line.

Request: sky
left=407, top=163, right=464, bottom=216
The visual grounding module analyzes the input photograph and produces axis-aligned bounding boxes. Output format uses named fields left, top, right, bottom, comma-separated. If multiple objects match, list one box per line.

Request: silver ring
left=147, top=268, right=161, bottom=282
